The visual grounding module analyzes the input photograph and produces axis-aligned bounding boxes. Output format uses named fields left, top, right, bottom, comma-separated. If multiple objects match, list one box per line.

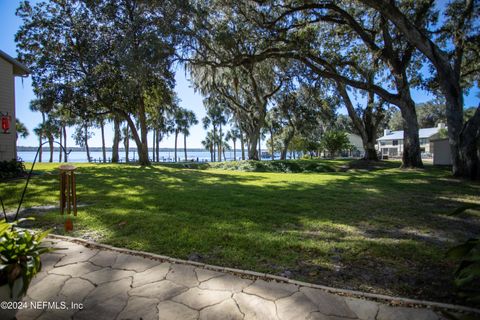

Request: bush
left=208, top=160, right=337, bottom=173
left=0, top=160, right=26, bottom=181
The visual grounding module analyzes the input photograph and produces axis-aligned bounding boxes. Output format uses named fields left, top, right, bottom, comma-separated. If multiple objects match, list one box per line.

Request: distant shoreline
left=17, top=146, right=216, bottom=153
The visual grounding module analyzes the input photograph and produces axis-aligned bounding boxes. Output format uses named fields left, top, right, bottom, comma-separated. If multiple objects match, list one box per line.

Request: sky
left=1, top=0, right=478, bottom=149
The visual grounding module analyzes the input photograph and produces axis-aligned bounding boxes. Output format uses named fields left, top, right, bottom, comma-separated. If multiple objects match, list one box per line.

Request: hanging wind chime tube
left=59, top=165, right=77, bottom=232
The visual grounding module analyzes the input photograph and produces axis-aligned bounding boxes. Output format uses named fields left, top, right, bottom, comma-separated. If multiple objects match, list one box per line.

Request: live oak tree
left=185, top=0, right=427, bottom=167
left=191, top=61, right=282, bottom=160
left=356, top=0, right=480, bottom=179
left=269, top=82, right=332, bottom=160
left=184, top=1, right=285, bottom=160
left=72, top=119, right=94, bottom=163
left=235, top=0, right=434, bottom=167
left=16, top=0, right=182, bottom=165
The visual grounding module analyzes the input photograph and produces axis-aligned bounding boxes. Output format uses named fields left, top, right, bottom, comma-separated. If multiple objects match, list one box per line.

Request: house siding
left=377, top=132, right=442, bottom=158
left=432, top=139, right=452, bottom=165
left=0, top=56, right=17, bottom=161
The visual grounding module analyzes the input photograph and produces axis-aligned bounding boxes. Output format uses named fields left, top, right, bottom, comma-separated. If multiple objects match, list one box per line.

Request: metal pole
left=12, top=141, right=71, bottom=223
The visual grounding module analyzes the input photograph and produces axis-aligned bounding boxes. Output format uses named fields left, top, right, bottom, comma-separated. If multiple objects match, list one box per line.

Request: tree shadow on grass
left=1, top=163, right=479, bottom=305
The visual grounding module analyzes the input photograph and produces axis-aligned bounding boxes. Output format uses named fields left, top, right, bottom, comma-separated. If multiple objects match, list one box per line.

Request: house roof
left=377, top=127, right=441, bottom=141
left=0, top=49, right=30, bottom=76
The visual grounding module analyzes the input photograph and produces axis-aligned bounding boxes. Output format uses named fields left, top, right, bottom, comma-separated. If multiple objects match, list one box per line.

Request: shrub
left=0, top=160, right=26, bottom=181
left=208, top=160, right=337, bottom=173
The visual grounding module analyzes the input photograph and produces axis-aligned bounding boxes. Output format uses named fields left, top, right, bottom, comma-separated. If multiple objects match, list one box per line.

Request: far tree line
left=15, top=0, right=479, bottom=179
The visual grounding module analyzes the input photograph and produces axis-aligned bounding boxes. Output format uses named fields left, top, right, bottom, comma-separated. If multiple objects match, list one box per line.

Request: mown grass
left=1, top=160, right=479, bottom=304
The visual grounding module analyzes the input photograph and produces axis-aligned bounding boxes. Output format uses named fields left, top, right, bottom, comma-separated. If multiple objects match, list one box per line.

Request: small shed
left=0, top=50, right=30, bottom=161
left=431, top=138, right=452, bottom=165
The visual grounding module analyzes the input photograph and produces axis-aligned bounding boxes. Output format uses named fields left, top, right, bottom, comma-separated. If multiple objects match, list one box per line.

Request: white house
left=341, top=133, right=365, bottom=157
left=377, top=123, right=446, bottom=158
left=0, top=50, right=30, bottom=161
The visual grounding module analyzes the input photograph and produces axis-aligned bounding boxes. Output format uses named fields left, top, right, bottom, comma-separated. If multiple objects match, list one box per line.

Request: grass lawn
left=1, top=159, right=479, bottom=305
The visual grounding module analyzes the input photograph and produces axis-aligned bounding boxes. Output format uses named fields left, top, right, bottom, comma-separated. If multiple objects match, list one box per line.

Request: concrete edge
left=46, top=233, right=480, bottom=315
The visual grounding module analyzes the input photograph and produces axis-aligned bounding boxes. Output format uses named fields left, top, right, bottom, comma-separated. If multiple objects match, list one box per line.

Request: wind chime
left=59, top=165, right=77, bottom=231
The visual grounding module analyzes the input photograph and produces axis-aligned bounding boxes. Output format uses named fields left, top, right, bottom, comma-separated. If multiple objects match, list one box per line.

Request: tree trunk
left=281, top=129, right=295, bottom=160
left=63, top=126, right=67, bottom=162
left=84, top=124, right=91, bottom=162
left=155, top=130, right=162, bottom=162
left=270, top=129, right=274, bottom=160
left=112, top=117, right=121, bottom=163
left=457, top=106, right=480, bottom=179
left=184, top=133, right=188, bottom=161
left=137, top=98, right=150, bottom=165
left=212, top=125, right=217, bottom=162
left=39, top=112, right=45, bottom=162
left=152, top=128, right=158, bottom=162
left=247, top=129, right=260, bottom=160
left=443, top=80, right=473, bottom=178
left=38, top=135, right=42, bottom=163
left=233, top=140, right=237, bottom=161
left=59, top=127, right=63, bottom=162
left=336, top=82, right=380, bottom=161
left=49, top=136, right=54, bottom=162
left=399, top=99, right=423, bottom=168
left=218, top=125, right=222, bottom=162
left=240, top=130, right=245, bottom=160
left=174, top=130, right=178, bottom=162
left=120, top=110, right=147, bottom=165
left=101, top=120, right=106, bottom=163
left=363, top=140, right=378, bottom=161
left=124, top=124, right=129, bottom=163
left=210, top=144, right=214, bottom=162
left=258, top=134, right=261, bottom=160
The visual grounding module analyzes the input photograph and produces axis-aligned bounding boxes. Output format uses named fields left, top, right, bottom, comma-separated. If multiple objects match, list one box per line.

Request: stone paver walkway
left=11, top=238, right=456, bottom=319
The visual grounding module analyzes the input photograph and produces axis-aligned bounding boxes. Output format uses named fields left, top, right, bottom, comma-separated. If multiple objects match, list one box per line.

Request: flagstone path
left=10, top=238, right=464, bottom=319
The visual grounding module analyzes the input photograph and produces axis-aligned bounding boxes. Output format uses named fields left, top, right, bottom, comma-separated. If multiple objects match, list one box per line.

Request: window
left=392, top=140, right=398, bottom=146
left=380, top=141, right=386, bottom=146
left=420, top=138, right=428, bottom=145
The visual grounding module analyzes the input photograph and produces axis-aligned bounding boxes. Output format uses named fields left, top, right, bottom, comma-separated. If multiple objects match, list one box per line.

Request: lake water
left=18, top=150, right=245, bottom=163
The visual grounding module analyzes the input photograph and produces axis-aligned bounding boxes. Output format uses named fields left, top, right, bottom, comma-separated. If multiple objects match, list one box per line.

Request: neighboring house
left=0, top=50, right=30, bottom=161
left=340, top=133, right=365, bottom=158
left=377, top=123, right=446, bottom=158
